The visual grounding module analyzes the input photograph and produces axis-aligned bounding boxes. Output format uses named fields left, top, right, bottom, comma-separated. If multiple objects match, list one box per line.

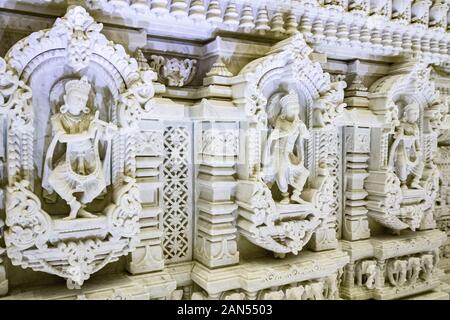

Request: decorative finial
left=206, top=57, right=233, bottom=77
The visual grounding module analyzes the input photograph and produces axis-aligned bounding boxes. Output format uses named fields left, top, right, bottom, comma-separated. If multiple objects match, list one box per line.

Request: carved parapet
left=85, top=0, right=450, bottom=64
left=341, top=229, right=447, bottom=299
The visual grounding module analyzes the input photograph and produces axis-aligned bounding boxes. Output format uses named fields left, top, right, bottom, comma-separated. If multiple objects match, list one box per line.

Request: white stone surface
left=0, top=1, right=449, bottom=300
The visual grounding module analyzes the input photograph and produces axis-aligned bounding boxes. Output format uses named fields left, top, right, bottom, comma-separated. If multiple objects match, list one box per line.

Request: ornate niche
left=366, top=62, right=446, bottom=232
left=0, top=6, right=156, bottom=289
left=232, top=33, right=347, bottom=256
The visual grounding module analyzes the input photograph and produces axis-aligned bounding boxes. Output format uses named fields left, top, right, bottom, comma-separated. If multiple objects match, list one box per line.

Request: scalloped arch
left=233, top=33, right=331, bottom=123
left=368, top=62, right=440, bottom=115
left=4, top=6, right=139, bottom=92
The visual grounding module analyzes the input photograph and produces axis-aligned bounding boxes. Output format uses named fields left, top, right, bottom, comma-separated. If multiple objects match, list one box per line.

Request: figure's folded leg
left=277, top=173, right=290, bottom=204
left=410, top=162, right=425, bottom=189
left=77, top=178, right=107, bottom=218
left=290, top=169, right=309, bottom=204
left=63, top=198, right=81, bottom=220
left=49, top=170, right=82, bottom=220
left=78, top=206, right=98, bottom=218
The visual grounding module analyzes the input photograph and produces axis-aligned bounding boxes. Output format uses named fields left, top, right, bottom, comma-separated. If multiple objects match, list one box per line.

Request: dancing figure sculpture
left=42, top=77, right=117, bottom=219
left=262, top=90, right=310, bottom=204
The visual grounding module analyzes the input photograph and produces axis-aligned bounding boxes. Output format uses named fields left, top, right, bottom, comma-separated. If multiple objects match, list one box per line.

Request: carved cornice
left=80, top=0, right=450, bottom=64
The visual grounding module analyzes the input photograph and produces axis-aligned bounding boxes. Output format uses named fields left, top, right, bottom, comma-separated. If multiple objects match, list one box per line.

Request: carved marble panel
left=0, top=0, right=449, bottom=301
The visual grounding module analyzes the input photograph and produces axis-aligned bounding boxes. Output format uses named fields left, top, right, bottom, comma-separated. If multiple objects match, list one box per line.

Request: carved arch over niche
left=366, top=62, right=446, bottom=232
left=232, top=33, right=346, bottom=255
left=0, top=6, right=156, bottom=289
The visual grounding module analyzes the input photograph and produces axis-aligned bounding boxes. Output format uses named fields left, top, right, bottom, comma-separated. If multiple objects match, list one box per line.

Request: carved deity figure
left=389, top=103, right=424, bottom=190
left=262, top=90, right=310, bottom=204
left=42, top=77, right=117, bottom=220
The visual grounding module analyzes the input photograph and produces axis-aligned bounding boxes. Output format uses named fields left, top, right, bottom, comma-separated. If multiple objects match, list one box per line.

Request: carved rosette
left=0, top=6, right=156, bottom=289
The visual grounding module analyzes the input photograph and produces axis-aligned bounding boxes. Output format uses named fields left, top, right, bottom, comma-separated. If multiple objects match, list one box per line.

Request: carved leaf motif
left=4, top=182, right=51, bottom=253
left=149, top=55, right=197, bottom=87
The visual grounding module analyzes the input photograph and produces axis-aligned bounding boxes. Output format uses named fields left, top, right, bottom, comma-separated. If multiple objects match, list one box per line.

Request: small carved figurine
left=262, top=90, right=310, bottom=204
left=389, top=103, right=424, bottom=190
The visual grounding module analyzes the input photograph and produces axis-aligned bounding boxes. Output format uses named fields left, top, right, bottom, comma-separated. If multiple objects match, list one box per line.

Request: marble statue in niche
left=42, top=77, right=117, bottom=220
left=261, top=90, right=310, bottom=204
left=389, top=102, right=424, bottom=190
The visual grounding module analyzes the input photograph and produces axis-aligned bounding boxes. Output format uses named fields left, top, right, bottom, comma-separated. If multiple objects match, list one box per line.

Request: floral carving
left=53, top=6, right=103, bottom=71
left=149, top=55, right=197, bottom=87
left=4, top=181, right=51, bottom=255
